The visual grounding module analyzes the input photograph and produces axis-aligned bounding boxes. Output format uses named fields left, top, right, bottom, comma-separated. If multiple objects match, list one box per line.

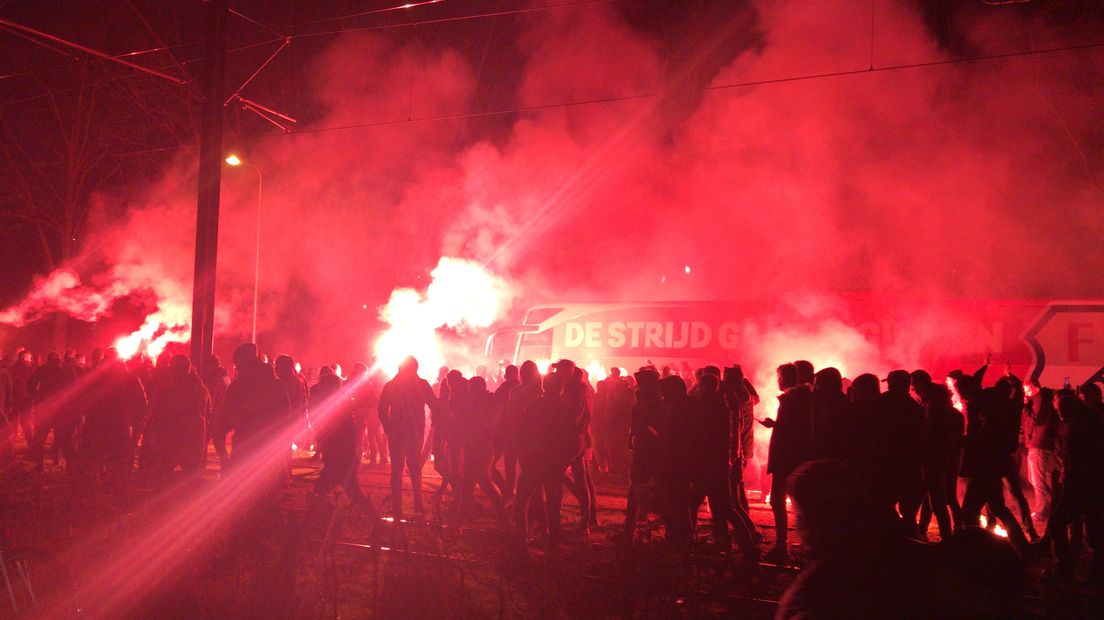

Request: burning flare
left=113, top=301, right=191, bottom=360
left=372, top=257, right=511, bottom=378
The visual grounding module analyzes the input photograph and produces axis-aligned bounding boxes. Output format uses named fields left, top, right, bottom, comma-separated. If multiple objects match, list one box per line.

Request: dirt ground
left=0, top=444, right=1100, bottom=618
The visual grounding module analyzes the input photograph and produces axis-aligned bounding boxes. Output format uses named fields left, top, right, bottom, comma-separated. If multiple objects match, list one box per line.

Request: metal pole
left=251, top=164, right=262, bottom=345
left=190, top=0, right=229, bottom=377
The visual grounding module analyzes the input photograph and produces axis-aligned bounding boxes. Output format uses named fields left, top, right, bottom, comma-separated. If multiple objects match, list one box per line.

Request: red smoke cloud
left=4, top=1, right=1103, bottom=371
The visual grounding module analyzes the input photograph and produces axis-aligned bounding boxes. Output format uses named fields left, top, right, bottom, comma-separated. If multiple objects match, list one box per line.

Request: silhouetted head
left=910, top=369, right=933, bottom=395
left=274, top=354, right=296, bottom=379
left=794, top=360, right=814, bottom=385
left=884, top=369, right=911, bottom=394
left=698, top=372, right=719, bottom=396
left=64, top=349, right=76, bottom=362
left=470, top=376, right=487, bottom=394
left=722, top=364, right=745, bottom=387
left=849, top=373, right=881, bottom=403
left=46, top=351, right=61, bottom=364
left=543, top=370, right=565, bottom=396
left=659, top=375, right=688, bottom=401
left=956, top=375, right=981, bottom=402
left=398, top=356, right=419, bottom=376
left=993, top=377, right=1014, bottom=400
left=1080, top=382, right=1102, bottom=405
left=504, top=365, right=519, bottom=382
left=169, top=355, right=191, bottom=379
left=928, top=383, right=953, bottom=409
left=232, top=343, right=258, bottom=369
left=1037, top=387, right=1055, bottom=411
left=351, top=362, right=368, bottom=378
left=814, top=367, right=843, bottom=395
left=315, top=372, right=342, bottom=398
left=703, top=365, right=721, bottom=378
left=609, top=366, right=621, bottom=378
left=777, top=363, right=798, bottom=391
left=446, top=369, right=465, bottom=391
left=635, top=367, right=660, bottom=397
left=519, top=360, right=539, bottom=384
left=437, top=366, right=449, bottom=381
left=553, top=359, right=577, bottom=377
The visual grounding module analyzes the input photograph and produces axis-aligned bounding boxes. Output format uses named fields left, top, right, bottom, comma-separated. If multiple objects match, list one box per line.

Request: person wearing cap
left=874, top=370, right=925, bottom=536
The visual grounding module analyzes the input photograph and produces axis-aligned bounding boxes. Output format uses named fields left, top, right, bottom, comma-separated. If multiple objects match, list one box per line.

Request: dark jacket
left=768, top=385, right=814, bottom=475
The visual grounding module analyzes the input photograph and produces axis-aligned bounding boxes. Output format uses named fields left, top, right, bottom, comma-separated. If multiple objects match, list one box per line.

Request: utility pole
left=190, top=0, right=229, bottom=377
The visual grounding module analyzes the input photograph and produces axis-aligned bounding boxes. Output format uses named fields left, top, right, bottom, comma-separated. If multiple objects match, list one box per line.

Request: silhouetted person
left=1045, top=389, right=1104, bottom=579
left=312, top=372, right=374, bottom=513
left=377, top=356, right=440, bottom=518
left=722, top=365, right=757, bottom=513
left=203, top=354, right=231, bottom=465
left=762, top=363, right=813, bottom=563
left=348, top=364, right=385, bottom=465
left=514, top=371, right=576, bottom=547
left=776, top=459, right=932, bottom=619
left=625, top=367, right=663, bottom=538
left=958, top=375, right=1031, bottom=553
left=492, top=364, right=519, bottom=498
left=917, top=383, right=961, bottom=540
left=657, top=374, right=699, bottom=550
left=0, top=354, right=13, bottom=464
left=219, top=343, right=290, bottom=491
left=692, top=373, right=759, bottom=562
left=595, top=367, right=632, bottom=475
left=28, top=351, right=76, bottom=470
left=8, top=350, right=36, bottom=445
left=1024, top=386, right=1059, bottom=521
left=454, top=376, right=505, bottom=527
left=141, top=355, right=209, bottom=479
left=81, top=348, right=147, bottom=485
left=874, top=370, right=925, bottom=536
left=810, top=367, right=853, bottom=462
left=991, top=373, right=1037, bottom=540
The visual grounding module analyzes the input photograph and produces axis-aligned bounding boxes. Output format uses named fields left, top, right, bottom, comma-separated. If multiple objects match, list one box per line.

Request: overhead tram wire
left=3, top=1, right=1103, bottom=148
left=13, top=35, right=1104, bottom=167
left=0, top=0, right=614, bottom=93
left=260, top=37, right=1104, bottom=138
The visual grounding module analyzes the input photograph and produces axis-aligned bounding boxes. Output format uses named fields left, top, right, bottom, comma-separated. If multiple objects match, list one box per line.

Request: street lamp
left=225, top=154, right=263, bottom=345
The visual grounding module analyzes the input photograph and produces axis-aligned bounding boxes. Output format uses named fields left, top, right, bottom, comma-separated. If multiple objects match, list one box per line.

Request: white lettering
left=608, top=321, right=626, bottom=348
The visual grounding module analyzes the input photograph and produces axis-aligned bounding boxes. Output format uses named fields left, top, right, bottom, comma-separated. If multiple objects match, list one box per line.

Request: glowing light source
left=684, top=265, right=691, bottom=274
left=372, top=257, right=511, bottom=378
left=113, top=301, right=191, bottom=360
left=225, top=154, right=242, bottom=166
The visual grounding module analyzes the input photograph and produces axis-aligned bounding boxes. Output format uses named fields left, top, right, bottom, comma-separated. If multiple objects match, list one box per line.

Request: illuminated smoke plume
left=0, top=269, right=118, bottom=326
left=373, top=257, right=511, bottom=378
left=4, top=1, right=1102, bottom=370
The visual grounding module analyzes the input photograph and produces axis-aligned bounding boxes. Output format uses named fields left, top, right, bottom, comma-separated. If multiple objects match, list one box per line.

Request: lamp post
left=225, top=154, right=263, bottom=345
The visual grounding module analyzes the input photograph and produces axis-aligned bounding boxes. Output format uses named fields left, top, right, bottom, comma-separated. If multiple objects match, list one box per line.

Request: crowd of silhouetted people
left=2, top=344, right=1102, bottom=617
